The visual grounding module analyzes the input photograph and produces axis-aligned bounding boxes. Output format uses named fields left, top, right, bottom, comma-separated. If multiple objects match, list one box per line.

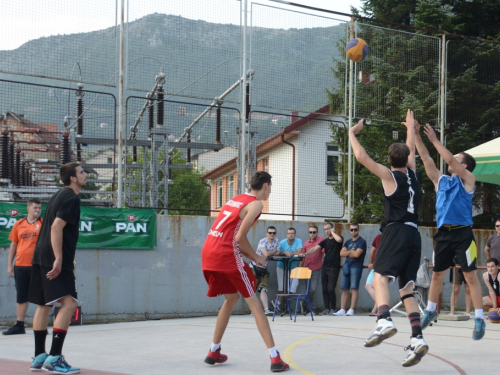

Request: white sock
left=475, top=309, right=483, bottom=319
left=268, top=346, right=278, bottom=358
left=211, top=342, right=221, bottom=352
left=426, top=301, right=437, bottom=311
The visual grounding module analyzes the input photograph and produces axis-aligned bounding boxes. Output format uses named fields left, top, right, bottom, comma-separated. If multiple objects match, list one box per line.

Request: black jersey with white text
left=488, top=272, right=500, bottom=297
left=381, top=168, right=420, bottom=229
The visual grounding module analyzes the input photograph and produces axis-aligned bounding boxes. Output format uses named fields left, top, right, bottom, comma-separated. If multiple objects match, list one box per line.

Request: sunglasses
left=349, top=228, right=358, bottom=232
left=309, top=231, right=317, bottom=234
left=496, top=225, right=500, bottom=228
left=268, top=232, right=276, bottom=235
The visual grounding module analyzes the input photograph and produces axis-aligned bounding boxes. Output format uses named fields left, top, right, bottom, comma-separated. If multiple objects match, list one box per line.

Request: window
left=107, top=157, right=112, bottom=164
left=327, top=145, right=339, bottom=182
left=264, top=157, right=269, bottom=172
left=217, top=180, right=223, bottom=207
left=228, top=175, right=234, bottom=200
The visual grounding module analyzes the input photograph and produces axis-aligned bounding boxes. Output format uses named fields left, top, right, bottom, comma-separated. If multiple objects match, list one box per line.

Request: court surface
left=1, top=312, right=498, bottom=374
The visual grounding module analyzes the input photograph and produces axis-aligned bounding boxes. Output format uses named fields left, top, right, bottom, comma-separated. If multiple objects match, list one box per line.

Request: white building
left=202, top=105, right=347, bottom=222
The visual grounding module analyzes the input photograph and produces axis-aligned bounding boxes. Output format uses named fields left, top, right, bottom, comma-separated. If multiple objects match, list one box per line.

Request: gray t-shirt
left=487, top=234, right=500, bottom=263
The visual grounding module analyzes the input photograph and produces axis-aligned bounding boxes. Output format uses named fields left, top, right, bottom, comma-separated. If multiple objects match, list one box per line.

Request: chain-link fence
left=1, top=0, right=499, bottom=223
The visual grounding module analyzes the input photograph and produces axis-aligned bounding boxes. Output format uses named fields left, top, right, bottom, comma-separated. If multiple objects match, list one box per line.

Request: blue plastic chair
left=272, top=267, right=314, bottom=322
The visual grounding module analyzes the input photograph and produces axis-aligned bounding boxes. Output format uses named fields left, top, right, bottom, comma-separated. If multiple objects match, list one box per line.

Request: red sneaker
left=204, top=348, right=228, bottom=365
left=270, top=352, right=290, bottom=372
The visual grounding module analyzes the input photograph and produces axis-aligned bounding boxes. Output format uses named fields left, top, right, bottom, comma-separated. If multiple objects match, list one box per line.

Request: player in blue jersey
left=415, top=121, right=485, bottom=340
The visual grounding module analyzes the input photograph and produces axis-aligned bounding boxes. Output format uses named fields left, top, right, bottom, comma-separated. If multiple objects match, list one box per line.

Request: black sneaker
left=2, top=325, right=26, bottom=335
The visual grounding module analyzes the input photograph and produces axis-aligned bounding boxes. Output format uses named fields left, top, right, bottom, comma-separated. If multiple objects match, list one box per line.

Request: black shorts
left=433, top=226, right=477, bottom=273
left=14, top=266, right=32, bottom=304
left=28, top=264, right=78, bottom=306
left=374, top=223, right=421, bottom=290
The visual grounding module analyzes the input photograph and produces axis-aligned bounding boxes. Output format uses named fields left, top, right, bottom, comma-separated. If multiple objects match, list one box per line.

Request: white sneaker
left=332, top=309, right=346, bottom=316
left=364, top=318, right=398, bottom=347
left=402, top=335, right=429, bottom=367
left=346, top=309, right=355, bottom=316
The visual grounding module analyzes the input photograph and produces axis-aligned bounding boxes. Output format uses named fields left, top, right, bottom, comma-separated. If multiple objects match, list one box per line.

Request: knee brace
left=401, top=293, right=414, bottom=302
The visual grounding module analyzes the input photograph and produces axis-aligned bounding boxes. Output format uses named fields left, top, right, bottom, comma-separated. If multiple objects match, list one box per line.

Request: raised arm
left=403, top=109, right=416, bottom=171
left=349, top=119, right=395, bottom=194
left=415, top=121, right=441, bottom=189
left=423, top=123, right=475, bottom=192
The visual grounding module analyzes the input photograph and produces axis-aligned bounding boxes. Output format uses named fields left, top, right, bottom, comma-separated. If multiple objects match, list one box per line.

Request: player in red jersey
left=202, top=171, right=289, bottom=373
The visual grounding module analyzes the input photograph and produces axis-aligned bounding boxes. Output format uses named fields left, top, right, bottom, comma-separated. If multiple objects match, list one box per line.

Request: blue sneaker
left=421, top=310, right=439, bottom=330
left=472, top=318, right=485, bottom=340
left=42, top=355, right=80, bottom=374
left=30, top=352, right=47, bottom=371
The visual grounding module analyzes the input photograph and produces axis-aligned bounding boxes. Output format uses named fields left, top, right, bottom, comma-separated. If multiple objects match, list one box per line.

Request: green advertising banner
left=0, top=202, right=156, bottom=250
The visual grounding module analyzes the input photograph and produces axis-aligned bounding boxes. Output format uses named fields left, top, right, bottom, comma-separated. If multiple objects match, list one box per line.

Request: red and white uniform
left=202, top=193, right=260, bottom=298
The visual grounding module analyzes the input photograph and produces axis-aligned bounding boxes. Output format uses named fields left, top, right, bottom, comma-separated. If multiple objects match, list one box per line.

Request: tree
left=329, top=0, right=500, bottom=225
left=167, top=149, right=209, bottom=216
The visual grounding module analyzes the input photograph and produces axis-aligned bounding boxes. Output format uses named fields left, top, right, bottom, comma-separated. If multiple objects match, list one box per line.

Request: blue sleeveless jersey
left=436, top=175, right=474, bottom=228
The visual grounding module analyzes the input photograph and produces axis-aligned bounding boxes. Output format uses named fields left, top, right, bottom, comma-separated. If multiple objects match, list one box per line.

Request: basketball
left=346, top=38, right=369, bottom=62
left=488, top=309, right=500, bottom=323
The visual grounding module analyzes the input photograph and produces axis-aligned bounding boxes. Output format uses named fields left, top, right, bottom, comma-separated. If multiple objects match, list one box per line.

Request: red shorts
left=203, top=262, right=256, bottom=298
left=487, top=295, right=500, bottom=307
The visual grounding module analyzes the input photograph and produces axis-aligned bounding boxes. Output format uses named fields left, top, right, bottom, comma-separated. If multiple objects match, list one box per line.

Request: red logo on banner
left=10, top=209, right=18, bottom=217
left=128, top=215, right=135, bottom=222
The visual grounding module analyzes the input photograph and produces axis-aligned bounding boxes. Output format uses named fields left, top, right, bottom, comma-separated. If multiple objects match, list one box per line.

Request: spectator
left=449, top=263, right=471, bottom=316
left=276, top=227, right=303, bottom=311
left=251, top=226, right=280, bottom=316
left=2, top=199, right=43, bottom=336
left=334, top=223, right=367, bottom=316
left=482, top=258, right=499, bottom=310
left=365, top=232, right=381, bottom=316
left=299, top=225, right=325, bottom=315
left=484, top=218, right=500, bottom=262
left=302, top=222, right=343, bottom=316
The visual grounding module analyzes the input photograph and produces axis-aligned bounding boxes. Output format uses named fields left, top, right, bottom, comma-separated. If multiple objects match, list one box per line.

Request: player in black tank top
left=349, top=110, right=428, bottom=367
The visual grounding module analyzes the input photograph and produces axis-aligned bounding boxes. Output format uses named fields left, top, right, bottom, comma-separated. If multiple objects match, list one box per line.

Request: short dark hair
left=309, top=225, right=318, bottom=231
left=60, top=162, right=80, bottom=186
left=487, top=258, right=499, bottom=266
left=349, top=223, right=359, bottom=229
left=388, top=143, right=410, bottom=168
left=323, top=222, right=333, bottom=229
left=459, top=152, right=476, bottom=172
left=287, top=227, right=296, bottom=233
left=250, top=171, right=272, bottom=190
left=28, top=198, right=41, bottom=206
left=267, top=226, right=276, bottom=231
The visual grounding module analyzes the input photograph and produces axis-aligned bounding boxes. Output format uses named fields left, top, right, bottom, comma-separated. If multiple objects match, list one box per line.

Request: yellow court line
left=282, top=328, right=368, bottom=375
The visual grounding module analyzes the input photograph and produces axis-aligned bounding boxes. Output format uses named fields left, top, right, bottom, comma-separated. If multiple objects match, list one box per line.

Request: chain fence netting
left=0, top=0, right=499, bottom=223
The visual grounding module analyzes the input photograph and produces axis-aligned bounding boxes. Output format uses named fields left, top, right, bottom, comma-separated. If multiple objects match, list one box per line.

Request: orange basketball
left=346, top=38, right=369, bottom=62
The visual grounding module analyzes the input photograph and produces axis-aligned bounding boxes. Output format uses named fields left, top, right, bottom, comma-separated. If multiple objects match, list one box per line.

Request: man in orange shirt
left=3, top=198, right=43, bottom=335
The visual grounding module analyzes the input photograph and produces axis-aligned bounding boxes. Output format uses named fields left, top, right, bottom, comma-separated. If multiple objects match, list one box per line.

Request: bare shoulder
left=240, top=199, right=263, bottom=219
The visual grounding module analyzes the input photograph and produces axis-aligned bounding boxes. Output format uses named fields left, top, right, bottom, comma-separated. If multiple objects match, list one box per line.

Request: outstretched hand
left=401, top=109, right=414, bottom=130
left=350, top=119, right=364, bottom=135
left=414, top=120, right=421, bottom=135
left=423, top=123, right=438, bottom=143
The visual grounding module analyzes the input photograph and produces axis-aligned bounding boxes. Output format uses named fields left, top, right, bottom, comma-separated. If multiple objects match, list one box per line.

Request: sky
left=0, top=0, right=363, bottom=51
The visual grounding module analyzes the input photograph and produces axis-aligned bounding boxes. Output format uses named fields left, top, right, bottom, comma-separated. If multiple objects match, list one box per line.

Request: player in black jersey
left=349, top=110, right=428, bottom=367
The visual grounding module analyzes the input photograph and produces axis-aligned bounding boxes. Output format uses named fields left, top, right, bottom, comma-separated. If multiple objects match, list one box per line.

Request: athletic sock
left=210, top=342, right=221, bottom=352
left=49, top=328, right=67, bottom=356
left=16, top=320, right=25, bottom=327
left=268, top=346, right=278, bottom=358
left=377, top=305, right=390, bottom=320
left=426, top=301, right=437, bottom=311
left=408, top=312, right=423, bottom=337
left=34, top=330, right=48, bottom=357
left=475, top=309, right=483, bottom=319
